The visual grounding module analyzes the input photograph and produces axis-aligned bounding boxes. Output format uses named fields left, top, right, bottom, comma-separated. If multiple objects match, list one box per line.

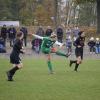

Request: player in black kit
left=6, top=32, right=25, bottom=81
left=70, top=31, right=85, bottom=71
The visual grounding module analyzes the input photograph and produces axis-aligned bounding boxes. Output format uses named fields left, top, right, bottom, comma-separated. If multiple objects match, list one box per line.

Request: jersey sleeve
left=55, top=41, right=63, bottom=47
left=32, top=34, right=43, bottom=40
left=15, top=40, right=23, bottom=53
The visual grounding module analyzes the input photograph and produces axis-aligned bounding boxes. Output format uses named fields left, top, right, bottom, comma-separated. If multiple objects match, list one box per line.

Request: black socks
left=7, top=66, right=19, bottom=81
left=9, top=66, right=19, bottom=76
left=74, top=63, right=79, bottom=72
left=70, top=60, right=77, bottom=67
left=70, top=60, right=80, bottom=71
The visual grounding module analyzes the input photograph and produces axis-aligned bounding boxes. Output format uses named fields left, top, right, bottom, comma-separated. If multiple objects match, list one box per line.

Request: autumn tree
left=74, top=0, right=100, bottom=34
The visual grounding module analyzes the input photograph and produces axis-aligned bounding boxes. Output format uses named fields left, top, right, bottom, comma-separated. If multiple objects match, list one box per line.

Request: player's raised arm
left=32, top=34, right=43, bottom=40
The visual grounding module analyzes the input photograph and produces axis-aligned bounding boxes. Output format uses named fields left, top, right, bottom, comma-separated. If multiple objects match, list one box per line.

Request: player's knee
left=77, top=59, right=82, bottom=64
left=47, top=55, right=51, bottom=61
left=18, top=63, right=23, bottom=69
left=77, top=56, right=81, bottom=63
left=79, top=60, right=82, bottom=64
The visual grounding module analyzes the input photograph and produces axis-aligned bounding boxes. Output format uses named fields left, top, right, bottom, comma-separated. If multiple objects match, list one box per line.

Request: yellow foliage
left=34, top=4, right=53, bottom=26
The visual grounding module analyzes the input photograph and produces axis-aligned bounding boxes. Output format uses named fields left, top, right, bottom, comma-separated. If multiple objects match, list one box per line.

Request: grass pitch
left=0, top=57, right=100, bottom=100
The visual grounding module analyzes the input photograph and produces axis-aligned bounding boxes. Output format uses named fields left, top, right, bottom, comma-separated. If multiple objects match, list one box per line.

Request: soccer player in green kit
left=32, top=33, right=70, bottom=74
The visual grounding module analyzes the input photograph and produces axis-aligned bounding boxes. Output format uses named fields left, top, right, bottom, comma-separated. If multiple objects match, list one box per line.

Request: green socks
left=47, top=61, right=53, bottom=73
left=56, top=51, right=66, bottom=57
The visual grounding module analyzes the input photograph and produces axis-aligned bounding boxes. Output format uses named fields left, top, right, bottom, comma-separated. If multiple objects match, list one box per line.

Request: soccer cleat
left=6, top=71, right=13, bottom=81
left=49, top=71, right=54, bottom=74
left=74, top=69, right=78, bottom=72
left=8, top=79, right=14, bottom=81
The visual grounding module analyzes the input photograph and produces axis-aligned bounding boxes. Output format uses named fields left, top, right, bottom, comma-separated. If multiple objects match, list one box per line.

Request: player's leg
left=74, top=48, right=83, bottom=71
left=74, top=56, right=82, bottom=71
left=51, top=47, right=69, bottom=58
left=7, top=63, right=23, bottom=81
left=69, top=48, right=78, bottom=67
left=7, top=64, right=18, bottom=81
left=70, top=48, right=82, bottom=71
left=69, top=60, right=77, bottom=67
left=46, top=54, right=53, bottom=74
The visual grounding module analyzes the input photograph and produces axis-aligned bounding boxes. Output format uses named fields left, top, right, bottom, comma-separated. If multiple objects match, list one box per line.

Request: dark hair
left=78, top=31, right=84, bottom=36
left=16, top=31, right=23, bottom=38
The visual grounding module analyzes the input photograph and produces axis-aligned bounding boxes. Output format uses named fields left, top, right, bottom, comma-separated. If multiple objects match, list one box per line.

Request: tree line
left=0, top=0, right=100, bottom=33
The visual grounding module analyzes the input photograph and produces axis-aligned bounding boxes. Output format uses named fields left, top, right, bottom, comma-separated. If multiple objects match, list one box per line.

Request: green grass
left=0, top=57, right=100, bottom=100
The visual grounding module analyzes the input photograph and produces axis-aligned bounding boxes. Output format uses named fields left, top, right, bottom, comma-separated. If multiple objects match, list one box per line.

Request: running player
left=70, top=31, right=85, bottom=71
left=6, top=32, right=25, bottom=81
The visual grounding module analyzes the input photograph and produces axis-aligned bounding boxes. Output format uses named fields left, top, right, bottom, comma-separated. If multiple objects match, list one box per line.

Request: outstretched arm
left=32, top=34, right=43, bottom=40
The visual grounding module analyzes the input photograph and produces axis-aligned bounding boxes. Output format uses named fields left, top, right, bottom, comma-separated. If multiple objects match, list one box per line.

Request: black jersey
left=10, top=39, right=23, bottom=64
left=74, top=36, right=85, bottom=59
left=74, top=36, right=85, bottom=48
left=11, top=39, right=23, bottom=55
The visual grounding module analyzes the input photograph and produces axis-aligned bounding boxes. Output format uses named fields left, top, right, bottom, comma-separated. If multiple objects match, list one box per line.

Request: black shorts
left=75, top=47, right=83, bottom=59
left=10, top=54, right=21, bottom=64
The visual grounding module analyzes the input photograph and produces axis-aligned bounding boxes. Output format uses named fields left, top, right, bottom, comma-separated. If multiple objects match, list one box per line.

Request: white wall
left=0, top=21, right=20, bottom=27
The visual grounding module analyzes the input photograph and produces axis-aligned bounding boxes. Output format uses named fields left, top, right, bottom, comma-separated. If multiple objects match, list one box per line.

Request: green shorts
left=41, top=48, right=50, bottom=54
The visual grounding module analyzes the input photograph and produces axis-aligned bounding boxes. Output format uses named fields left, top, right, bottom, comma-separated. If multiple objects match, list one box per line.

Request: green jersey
left=41, top=37, right=55, bottom=54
